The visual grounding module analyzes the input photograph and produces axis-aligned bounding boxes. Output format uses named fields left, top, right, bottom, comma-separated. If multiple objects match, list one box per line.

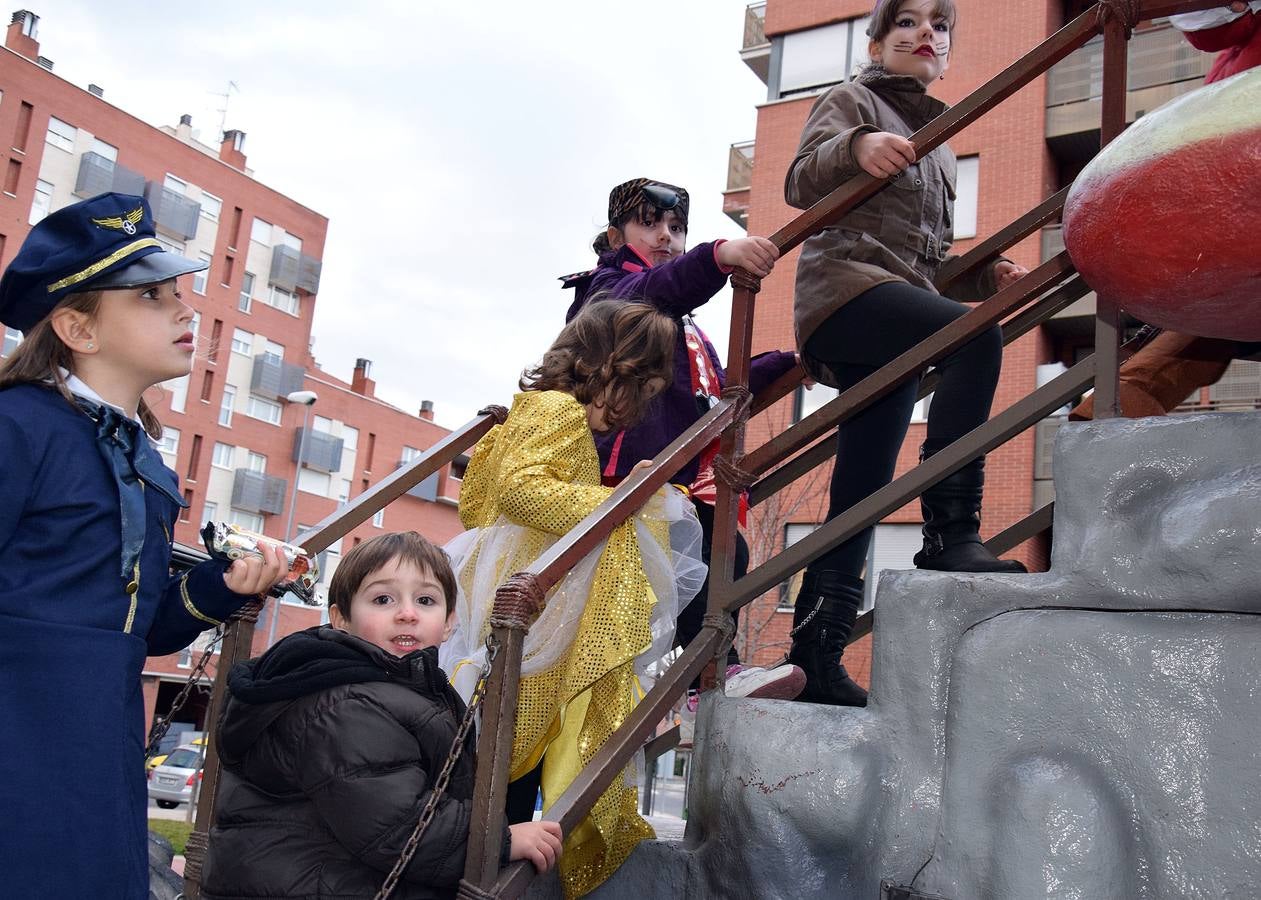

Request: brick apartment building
left=723, top=0, right=1253, bottom=680
left=0, top=10, right=465, bottom=738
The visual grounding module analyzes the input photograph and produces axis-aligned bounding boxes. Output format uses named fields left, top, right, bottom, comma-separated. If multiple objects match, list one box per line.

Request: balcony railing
left=726, top=141, right=754, bottom=193
left=293, top=428, right=344, bottom=474
left=230, top=469, right=286, bottom=516
left=73, top=152, right=145, bottom=199
left=1046, top=21, right=1209, bottom=107
left=250, top=354, right=306, bottom=401
left=742, top=2, right=767, bottom=50
left=143, top=183, right=201, bottom=241
left=269, top=244, right=323, bottom=294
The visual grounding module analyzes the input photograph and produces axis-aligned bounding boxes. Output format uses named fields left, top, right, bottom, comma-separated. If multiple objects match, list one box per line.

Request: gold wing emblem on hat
left=91, top=206, right=144, bottom=234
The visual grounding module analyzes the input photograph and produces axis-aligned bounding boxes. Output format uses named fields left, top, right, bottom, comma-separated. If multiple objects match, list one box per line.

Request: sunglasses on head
left=639, top=183, right=682, bottom=211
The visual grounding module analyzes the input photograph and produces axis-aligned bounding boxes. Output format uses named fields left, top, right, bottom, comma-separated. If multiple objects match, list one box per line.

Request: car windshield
left=163, top=749, right=202, bottom=769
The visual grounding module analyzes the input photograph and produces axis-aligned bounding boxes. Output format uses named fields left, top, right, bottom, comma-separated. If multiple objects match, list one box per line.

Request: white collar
left=57, top=367, right=143, bottom=426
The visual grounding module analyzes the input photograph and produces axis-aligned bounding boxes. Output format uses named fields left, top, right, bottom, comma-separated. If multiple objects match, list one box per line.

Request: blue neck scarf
left=73, top=397, right=188, bottom=583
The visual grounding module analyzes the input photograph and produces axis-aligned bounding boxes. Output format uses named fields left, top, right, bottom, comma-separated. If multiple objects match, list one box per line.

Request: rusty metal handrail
left=460, top=2, right=1229, bottom=897
left=182, top=407, right=505, bottom=899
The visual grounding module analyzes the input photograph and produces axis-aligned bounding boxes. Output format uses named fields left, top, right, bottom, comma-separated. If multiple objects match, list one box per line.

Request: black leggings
left=803, top=281, right=1003, bottom=580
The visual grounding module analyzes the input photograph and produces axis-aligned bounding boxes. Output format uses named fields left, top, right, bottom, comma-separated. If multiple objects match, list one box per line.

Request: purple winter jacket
left=563, top=240, right=799, bottom=486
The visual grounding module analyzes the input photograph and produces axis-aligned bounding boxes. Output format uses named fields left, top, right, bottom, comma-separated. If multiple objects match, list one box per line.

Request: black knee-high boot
left=788, top=571, right=868, bottom=707
left=912, top=448, right=1027, bottom=574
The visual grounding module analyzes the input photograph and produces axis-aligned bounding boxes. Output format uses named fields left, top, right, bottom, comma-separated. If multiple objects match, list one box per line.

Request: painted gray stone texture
left=569, top=411, right=1261, bottom=900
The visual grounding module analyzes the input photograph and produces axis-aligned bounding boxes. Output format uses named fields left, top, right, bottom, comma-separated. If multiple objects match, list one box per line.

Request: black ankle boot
left=788, top=571, right=868, bottom=707
left=913, top=449, right=1027, bottom=574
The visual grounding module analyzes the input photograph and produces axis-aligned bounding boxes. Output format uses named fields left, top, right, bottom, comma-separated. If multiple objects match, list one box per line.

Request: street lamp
left=266, top=389, right=318, bottom=648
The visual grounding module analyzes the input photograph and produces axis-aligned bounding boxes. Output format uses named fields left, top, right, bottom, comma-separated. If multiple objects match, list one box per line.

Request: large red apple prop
left=1063, top=69, right=1261, bottom=340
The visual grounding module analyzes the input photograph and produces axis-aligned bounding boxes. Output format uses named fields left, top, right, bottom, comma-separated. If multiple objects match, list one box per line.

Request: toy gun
left=200, top=522, right=320, bottom=605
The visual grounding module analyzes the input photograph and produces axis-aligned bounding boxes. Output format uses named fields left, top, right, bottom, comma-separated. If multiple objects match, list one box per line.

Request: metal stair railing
left=465, top=3, right=1229, bottom=898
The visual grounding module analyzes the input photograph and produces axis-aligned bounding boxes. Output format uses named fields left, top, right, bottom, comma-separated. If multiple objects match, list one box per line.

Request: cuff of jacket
left=749, top=350, right=800, bottom=395
left=711, top=239, right=734, bottom=274
left=182, top=558, right=255, bottom=626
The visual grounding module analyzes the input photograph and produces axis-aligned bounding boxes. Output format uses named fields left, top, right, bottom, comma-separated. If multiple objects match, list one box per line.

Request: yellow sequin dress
left=442, top=390, right=704, bottom=899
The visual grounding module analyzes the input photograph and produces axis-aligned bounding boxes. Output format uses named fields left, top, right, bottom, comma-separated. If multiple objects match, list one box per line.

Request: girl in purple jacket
left=563, top=178, right=804, bottom=701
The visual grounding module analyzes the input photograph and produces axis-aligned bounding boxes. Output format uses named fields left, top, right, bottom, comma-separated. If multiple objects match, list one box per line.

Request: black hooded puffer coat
left=201, top=626, right=509, bottom=900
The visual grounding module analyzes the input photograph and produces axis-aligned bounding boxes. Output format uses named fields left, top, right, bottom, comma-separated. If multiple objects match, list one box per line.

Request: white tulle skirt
left=439, top=487, right=707, bottom=702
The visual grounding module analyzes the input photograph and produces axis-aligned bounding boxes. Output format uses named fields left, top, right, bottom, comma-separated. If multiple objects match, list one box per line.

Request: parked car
left=147, top=745, right=204, bottom=809
left=146, top=734, right=206, bottom=772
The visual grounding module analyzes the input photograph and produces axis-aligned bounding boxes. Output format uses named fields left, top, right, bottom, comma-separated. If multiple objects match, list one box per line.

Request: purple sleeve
left=749, top=351, right=801, bottom=396
left=589, top=242, right=730, bottom=317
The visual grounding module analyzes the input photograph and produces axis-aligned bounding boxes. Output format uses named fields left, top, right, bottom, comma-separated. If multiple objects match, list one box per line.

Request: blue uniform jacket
left=0, top=383, right=253, bottom=898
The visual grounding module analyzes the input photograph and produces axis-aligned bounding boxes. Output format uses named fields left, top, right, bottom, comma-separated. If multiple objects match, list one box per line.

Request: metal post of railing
left=1092, top=16, right=1132, bottom=419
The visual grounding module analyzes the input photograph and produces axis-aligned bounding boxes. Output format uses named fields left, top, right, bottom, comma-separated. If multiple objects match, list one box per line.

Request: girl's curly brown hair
left=521, top=299, right=675, bottom=432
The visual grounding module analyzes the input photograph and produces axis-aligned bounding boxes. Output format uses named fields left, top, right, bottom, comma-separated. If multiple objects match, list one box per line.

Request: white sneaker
left=724, top=664, right=806, bottom=700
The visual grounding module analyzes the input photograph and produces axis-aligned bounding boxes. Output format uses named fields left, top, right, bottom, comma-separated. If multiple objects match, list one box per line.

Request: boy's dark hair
left=328, top=532, right=457, bottom=620
left=866, top=0, right=957, bottom=42
left=520, top=299, right=675, bottom=433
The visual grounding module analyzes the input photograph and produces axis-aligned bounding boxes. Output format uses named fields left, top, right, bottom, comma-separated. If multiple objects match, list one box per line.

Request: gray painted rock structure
left=528, top=412, right=1261, bottom=900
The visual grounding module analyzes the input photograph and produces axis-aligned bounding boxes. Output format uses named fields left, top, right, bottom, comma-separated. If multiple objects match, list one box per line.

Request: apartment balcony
left=723, top=141, right=754, bottom=230
left=293, top=428, right=344, bottom=474
left=230, top=469, right=287, bottom=516
left=73, top=152, right=145, bottom=199
left=143, top=182, right=201, bottom=241
left=740, top=2, right=769, bottom=84
left=269, top=244, right=323, bottom=294
left=250, top=353, right=306, bottom=401
left=1045, top=21, right=1210, bottom=163
left=396, top=458, right=440, bottom=501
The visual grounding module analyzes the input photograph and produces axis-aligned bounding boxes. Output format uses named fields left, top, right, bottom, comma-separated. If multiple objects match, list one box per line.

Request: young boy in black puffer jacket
left=202, top=532, right=562, bottom=900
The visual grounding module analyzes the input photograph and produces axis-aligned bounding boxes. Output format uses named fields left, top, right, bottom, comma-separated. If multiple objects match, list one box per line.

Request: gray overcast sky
left=28, top=0, right=770, bottom=427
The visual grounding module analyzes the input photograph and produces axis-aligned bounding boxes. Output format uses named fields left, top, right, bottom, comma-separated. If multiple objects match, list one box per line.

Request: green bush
left=148, top=819, right=193, bottom=856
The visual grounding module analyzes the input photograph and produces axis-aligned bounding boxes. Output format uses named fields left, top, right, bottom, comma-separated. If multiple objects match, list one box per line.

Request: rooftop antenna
left=212, top=80, right=240, bottom=143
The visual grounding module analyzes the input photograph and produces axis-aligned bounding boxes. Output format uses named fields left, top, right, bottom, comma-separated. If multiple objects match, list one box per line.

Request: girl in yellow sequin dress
left=442, top=301, right=706, bottom=898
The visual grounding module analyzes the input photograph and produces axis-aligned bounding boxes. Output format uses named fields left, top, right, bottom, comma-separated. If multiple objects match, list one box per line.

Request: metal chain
left=374, top=635, right=502, bottom=900
left=144, top=625, right=227, bottom=760
left=766, top=595, right=824, bottom=669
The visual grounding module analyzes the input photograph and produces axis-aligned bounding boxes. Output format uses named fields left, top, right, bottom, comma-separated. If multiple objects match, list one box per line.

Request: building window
left=44, top=116, right=76, bottom=152
left=228, top=509, right=264, bottom=533
left=953, top=156, right=980, bottom=240
left=261, top=339, right=284, bottom=363
left=298, top=467, right=331, bottom=496
left=192, top=252, right=212, bottom=295
left=239, top=272, right=255, bottom=313
left=776, top=16, right=871, bottom=97
left=246, top=451, right=267, bottom=473
left=279, top=231, right=302, bottom=253
left=911, top=393, right=932, bottom=423
left=177, top=648, right=192, bottom=669
left=200, top=191, right=222, bottom=222
left=401, top=445, right=422, bottom=464
left=201, top=501, right=218, bottom=527
left=338, top=478, right=352, bottom=503
left=246, top=394, right=283, bottom=425
left=2, top=327, right=22, bottom=357
left=29, top=179, right=53, bottom=225
left=90, top=138, right=118, bottom=162
left=231, top=328, right=253, bottom=355
left=342, top=425, right=359, bottom=451
left=219, top=384, right=236, bottom=426
left=794, top=384, right=838, bottom=423
left=266, top=285, right=300, bottom=316
left=313, top=414, right=334, bottom=434
left=779, top=523, right=820, bottom=609
left=157, top=426, right=180, bottom=457
left=163, top=173, right=187, bottom=194
left=250, top=217, right=273, bottom=246
left=372, top=508, right=385, bottom=528
left=865, top=524, right=923, bottom=608
left=211, top=442, right=235, bottom=468
left=155, top=233, right=186, bottom=254
left=165, top=375, right=189, bottom=413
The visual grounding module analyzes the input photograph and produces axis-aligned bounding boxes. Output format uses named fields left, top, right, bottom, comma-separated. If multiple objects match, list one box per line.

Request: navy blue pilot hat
left=0, top=192, right=208, bottom=332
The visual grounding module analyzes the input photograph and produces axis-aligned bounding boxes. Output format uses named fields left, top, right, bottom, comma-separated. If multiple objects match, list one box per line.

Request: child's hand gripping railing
left=466, top=3, right=1227, bottom=897
left=181, top=405, right=510, bottom=900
